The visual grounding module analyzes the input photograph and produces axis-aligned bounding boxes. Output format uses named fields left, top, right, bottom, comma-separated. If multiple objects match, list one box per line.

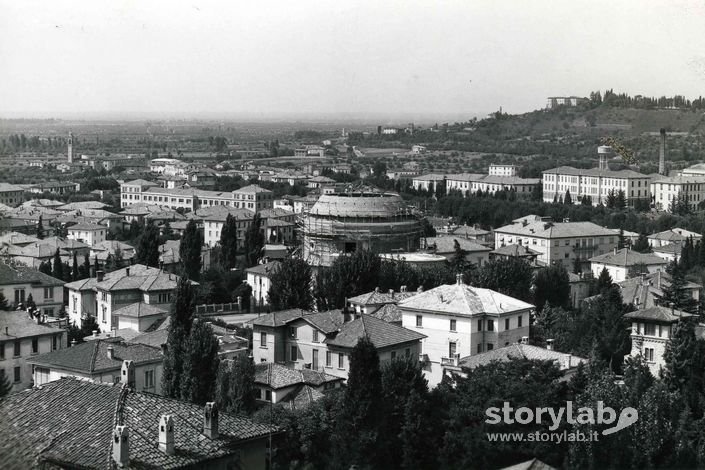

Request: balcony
left=441, top=355, right=460, bottom=367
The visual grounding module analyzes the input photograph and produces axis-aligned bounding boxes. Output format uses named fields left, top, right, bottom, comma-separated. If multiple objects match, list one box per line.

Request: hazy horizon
left=2, top=0, right=705, bottom=120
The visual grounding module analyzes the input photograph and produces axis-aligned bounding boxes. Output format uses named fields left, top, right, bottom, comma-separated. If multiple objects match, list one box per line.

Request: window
left=52, top=336, right=58, bottom=351
left=338, top=353, right=344, bottom=369
left=518, top=315, right=523, bottom=327
left=144, top=370, right=155, bottom=389
left=0, top=343, right=4, bottom=360
left=158, top=293, right=171, bottom=303
left=31, top=338, right=38, bottom=354
left=505, top=318, right=510, bottom=330
left=313, top=330, right=319, bottom=342
left=644, top=324, right=656, bottom=336
left=101, top=292, right=107, bottom=302
left=290, top=345, right=298, bottom=362
left=260, top=332, right=267, bottom=348
left=450, top=319, right=457, bottom=332
left=487, top=343, right=494, bottom=351
left=13, top=366, right=20, bottom=383
left=326, top=351, right=332, bottom=367
left=644, top=348, right=654, bottom=362
left=449, top=341, right=457, bottom=358
left=101, top=306, right=107, bottom=323
left=487, top=320, right=494, bottom=332
left=265, top=390, right=272, bottom=402
left=477, top=319, right=483, bottom=331
left=405, top=348, right=411, bottom=357
left=416, top=315, right=423, bottom=327
left=312, top=349, right=319, bottom=370
left=44, top=287, right=53, bottom=299
left=288, top=327, right=297, bottom=338
left=477, top=344, right=483, bottom=354
left=13, top=341, right=20, bottom=357
left=14, top=289, right=25, bottom=305
left=391, top=351, right=397, bottom=360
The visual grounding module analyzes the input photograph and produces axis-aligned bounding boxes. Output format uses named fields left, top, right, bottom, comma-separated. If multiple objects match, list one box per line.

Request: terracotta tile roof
left=67, top=223, right=105, bottom=231
left=371, top=303, right=402, bottom=323
left=398, top=280, right=535, bottom=316
left=0, top=310, right=63, bottom=340
left=491, top=244, right=541, bottom=257
left=0, top=378, right=279, bottom=469
left=250, top=309, right=308, bottom=327
left=279, top=384, right=326, bottom=410
left=459, top=344, right=586, bottom=370
left=624, top=306, right=696, bottom=322
left=348, top=288, right=416, bottom=306
left=235, top=184, right=272, bottom=194
left=325, top=314, right=426, bottom=349
left=495, top=220, right=615, bottom=239
left=0, top=262, right=65, bottom=287
left=299, top=310, right=345, bottom=334
left=254, top=363, right=342, bottom=390
left=245, top=260, right=281, bottom=276
left=589, top=248, right=668, bottom=267
left=113, top=302, right=169, bottom=318
left=129, top=329, right=169, bottom=348
left=28, top=339, right=162, bottom=373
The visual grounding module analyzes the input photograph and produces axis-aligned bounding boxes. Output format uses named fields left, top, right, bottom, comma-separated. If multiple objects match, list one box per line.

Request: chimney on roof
left=400, top=285, right=406, bottom=293
left=112, top=425, right=129, bottom=467
left=71, top=339, right=77, bottom=347
left=520, top=336, right=529, bottom=345
left=546, top=339, right=554, bottom=351
left=374, top=286, right=379, bottom=293
left=125, top=267, right=130, bottom=276
left=417, top=285, right=424, bottom=293
left=97, top=270, right=104, bottom=282
left=121, top=360, right=135, bottom=388
left=388, top=289, right=394, bottom=299
left=614, top=247, right=617, bottom=255
left=659, top=128, right=667, bottom=175
left=158, top=415, right=175, bottom=455
left=107, top=345, right=115, bottom=360
left=4, top=326, right=7, bottom=335
left=203, top=402, right=219, bottom=439
left=456, top=273, right=463, bottom=285
left=93, top=330, right=99, bottom=338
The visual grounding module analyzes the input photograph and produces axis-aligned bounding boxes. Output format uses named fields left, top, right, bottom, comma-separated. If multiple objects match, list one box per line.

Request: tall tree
left=36, top=215, right=44, bottom=240
left=52, top=249, right=63, bottom=280
left=180, top=220, right=203, bottom=280
left=244, top=212, right=265, bottom=268
left=314, top=250, right=382, bottom=310
left=0, top=372, right=12, bottom=398
left=267, top=257, right=314, bottom=311
left=332, top=336, right=383, bottom=469
left=219, top=213, right=239, bottom=270
left=72, top=252, right=79, bottom=281
left=135, top=220, right=160, bottom=267
left=39, top=260, right=52, bottom=276
left=470, top=257, right=533, bottom=303
left=661, top=261, right=699, bottom=314
left=617, top=228, right=626, bottom=250
left=180, top=320, right=220, bottom=405
left=215, top=354, right=256, bottom=415
left=162, top=277, right=195, bottom=398
left=532, top=264, right=571, bottom=311
left=633, top=232, right=652, bottom=253
left=596, top=266, right=613, bottom=292
left=564, top=189, right=572, bottom=205
left=79, top=253, right=91, bottom=279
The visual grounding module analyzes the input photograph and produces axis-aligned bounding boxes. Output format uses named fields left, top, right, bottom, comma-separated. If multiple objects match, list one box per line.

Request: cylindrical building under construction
left=302, top=188, right=422, bottom=267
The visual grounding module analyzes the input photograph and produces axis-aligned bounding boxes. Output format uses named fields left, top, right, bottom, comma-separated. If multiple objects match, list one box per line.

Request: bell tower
left=68, top=132, right=74, bottom=163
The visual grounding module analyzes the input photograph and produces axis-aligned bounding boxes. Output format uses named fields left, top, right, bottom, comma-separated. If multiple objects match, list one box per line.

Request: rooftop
left=624, top=306, right=696, bottom=323
left=459, top=344, right=586, bottom=370
left=398, top=279, right=535, bottom=316
left=254, top=362, right=343, bottom=390
left=542, top=166, right=649, bottom=179
left=589, top=248, right=668, bottom=267
left=348, top=287, right=417, bottom=306
left=0, top=262, right=65, bottom=287
left=495, top=220, right=616, bottom=239
left=325, top=314, right=426, bottom=349
left=28, top=338, right=163, bottom=373
left=245, top=260, right=281, bottom=276
left=0, top=310, right=62, bottom=340
left=491, top=244, right=541, bottom=257
left=423, top=236, right=491, bottom=254
left=0, top=378, right=278, bottom=469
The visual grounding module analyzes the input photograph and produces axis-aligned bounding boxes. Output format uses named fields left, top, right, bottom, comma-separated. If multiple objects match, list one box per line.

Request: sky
left=2, top=0, right=705, bottom=121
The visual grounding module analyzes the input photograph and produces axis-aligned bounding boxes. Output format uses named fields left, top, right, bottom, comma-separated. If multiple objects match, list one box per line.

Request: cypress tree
left=72, top=252, right=79, bottom=281
left=162, top=277, right=195, bottom=398
left=179, top=220, right=203, bottom=280
left=52, top=249, right=63, bottom=280
left=219, top=214, right=239, bottom=270
left=180, top=320, right=220, bottom=405
left=244, top=212, right=264, bottom=268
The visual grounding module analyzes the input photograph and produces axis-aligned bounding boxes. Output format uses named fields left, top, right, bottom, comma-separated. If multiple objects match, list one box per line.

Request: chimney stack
left=546, top=339, right=554, bottom=351
left=125, top=267, right=130, bottom=276
left=93, top=330, right=99, bottom=338
left=71, top=339, right=77, bottom=347
left=456, top=273, right=463, bottom=285
left=659, top=128, right=666, bottom=175
left=158, top=415, right=175, bottom=455
left=203, top=402, right=219, bottom=439
left=417, top=285, right=424, bottom=293
left=107, top=345, right=115, bottom=360
left=121, top=360, right=135, bottom=388
left=388, top=289, right=394, bottom=299
left=97, top=270, right=105, bottom=282
left=112, top=425, right=129, bottom=467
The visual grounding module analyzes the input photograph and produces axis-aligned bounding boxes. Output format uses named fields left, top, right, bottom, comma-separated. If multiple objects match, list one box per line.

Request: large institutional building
left=542, top=146, right=651, bottom=207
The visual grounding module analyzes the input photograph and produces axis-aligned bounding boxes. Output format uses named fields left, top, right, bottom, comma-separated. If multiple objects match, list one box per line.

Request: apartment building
left=246, top=261, right=281, bottom=307
left=0, top=263, right=65, bottom=315
left=121, top=179, right=274, bottom=212
left=202, top=208, right=255, bottom=248
left=251, top=309, right=426, bottom=381
left=29, top=338, right=163, bottom=394
left=0, top=183, right=25, bottom=207
left=412, top=174, right=447, bottom=192
left=65, top=264, right=188, bottom=332
left=398, top=275, right=534, bottom=386
left=445, top=173, right=539, bottom=196
left=625, top=307, right=695, bottom=376
left=488, top=164, right=518, bottom=177
left=493, top=217, right=618, bottom=266
left=651, top=175, right=705, bottom=212
left=0, top=310, right=68, bottom=392
left=67, top=223, right=107, bottom=247
left=590, top=248, right=668, bottom=283
left=542, top=166, right=651, bottom=206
